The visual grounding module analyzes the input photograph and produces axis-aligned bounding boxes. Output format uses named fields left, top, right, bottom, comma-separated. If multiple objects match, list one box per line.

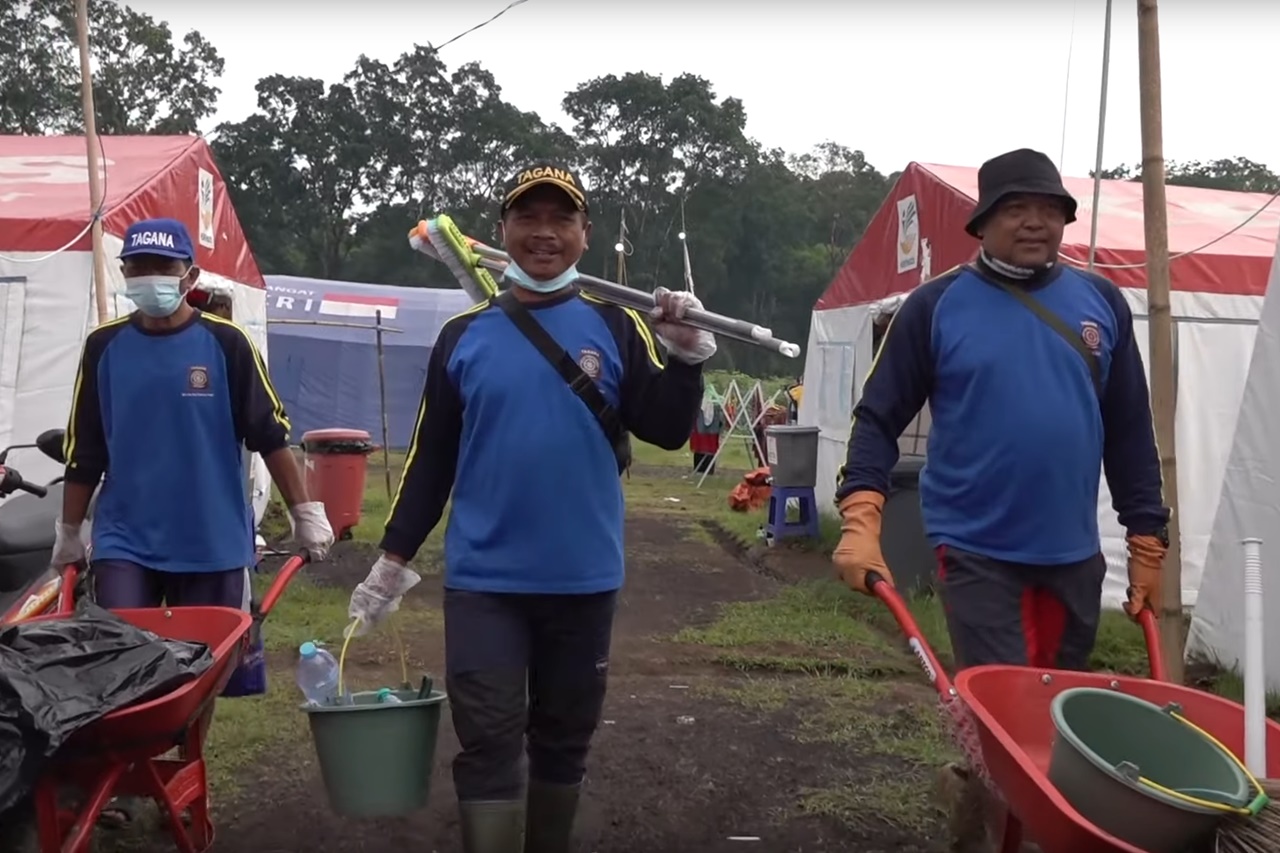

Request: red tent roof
left=0, top=135, right=264, bottom=288
left=817, top=162, right=1280, bottom=310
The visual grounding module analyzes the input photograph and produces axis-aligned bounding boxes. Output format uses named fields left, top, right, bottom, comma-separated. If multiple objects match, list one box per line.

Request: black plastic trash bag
left=0, top=604, right=214, bottom=812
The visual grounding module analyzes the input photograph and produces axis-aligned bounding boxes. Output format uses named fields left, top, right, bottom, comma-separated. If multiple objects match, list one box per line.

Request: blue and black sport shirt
left=381, top=287, right=704, bottom=594
left=64, top=311, right=291, bottom=573
left=837, top=259, right=1169, bottom=565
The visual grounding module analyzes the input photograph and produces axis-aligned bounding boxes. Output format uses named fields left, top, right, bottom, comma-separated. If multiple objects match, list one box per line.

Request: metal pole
left=375, top=309, right=393, bottom=499
left=74, top=0, right=109, bottom=326
left=1137, top=0, right=1185, bottom=681
left=1087, top=0, right=1114, bottom=271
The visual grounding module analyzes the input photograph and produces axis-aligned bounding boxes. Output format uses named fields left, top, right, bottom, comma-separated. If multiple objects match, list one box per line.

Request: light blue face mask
left=504, top=259, right=580, bottom=294
left=125, top=274, right=185, bottom=318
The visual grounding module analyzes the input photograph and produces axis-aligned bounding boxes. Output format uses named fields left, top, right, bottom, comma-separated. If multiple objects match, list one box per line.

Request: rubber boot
left=460, top=800, right=526, bottom=853
left=524, top=780, right=581, bottom=853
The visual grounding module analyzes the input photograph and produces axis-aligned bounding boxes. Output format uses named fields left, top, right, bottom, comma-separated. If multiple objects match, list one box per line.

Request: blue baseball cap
left=119, top=218, right=195, bottom=261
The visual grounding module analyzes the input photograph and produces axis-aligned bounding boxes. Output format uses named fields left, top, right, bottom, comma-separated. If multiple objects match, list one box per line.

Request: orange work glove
left=1124, top=534, right=1167, bottom=620
left=832, top=491, right=893, bottom=595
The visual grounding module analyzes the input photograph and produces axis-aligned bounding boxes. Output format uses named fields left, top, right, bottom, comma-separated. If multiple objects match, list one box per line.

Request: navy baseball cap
left=119, top=218, right=195, bottom=261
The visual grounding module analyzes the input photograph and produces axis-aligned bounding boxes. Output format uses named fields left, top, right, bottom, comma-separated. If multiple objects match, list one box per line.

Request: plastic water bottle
left=296, top=641, right=341, bottom=706
left=376, top=688, right=403, bottom=705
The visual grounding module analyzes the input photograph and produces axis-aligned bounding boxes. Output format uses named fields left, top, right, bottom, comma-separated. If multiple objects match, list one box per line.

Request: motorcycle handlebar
left=0, top=465, right=49, bottom=499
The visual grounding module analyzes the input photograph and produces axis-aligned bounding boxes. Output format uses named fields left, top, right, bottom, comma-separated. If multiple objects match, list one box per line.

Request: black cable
left=434, top=0, right=529, bottom=51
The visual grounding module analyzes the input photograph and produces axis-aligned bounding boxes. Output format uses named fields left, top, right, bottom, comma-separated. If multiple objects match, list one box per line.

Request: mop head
left=1217, top=780, right=1280, bottom=853
left=408, top=216, right=499, bottom=304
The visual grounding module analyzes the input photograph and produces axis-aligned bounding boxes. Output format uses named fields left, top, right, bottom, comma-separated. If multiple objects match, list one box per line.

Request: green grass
left=218, top=430, right=1190, bottom=840
left=676, top=581, right=913, bottom=677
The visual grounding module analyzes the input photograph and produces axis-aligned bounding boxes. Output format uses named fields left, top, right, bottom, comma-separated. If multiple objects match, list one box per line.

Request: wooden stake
left=375, top=310, right=393, bottom=499
left=1136, top=0, right=1185, bottom=682
left=74, top=0, right=109, bottom=326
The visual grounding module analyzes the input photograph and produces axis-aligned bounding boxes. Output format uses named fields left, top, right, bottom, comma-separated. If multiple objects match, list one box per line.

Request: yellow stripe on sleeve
left=203, top=314, right=291, bottom=432
left=63, top=316, right=130, bottom=466
left=385, top=300, right=491, bottom=523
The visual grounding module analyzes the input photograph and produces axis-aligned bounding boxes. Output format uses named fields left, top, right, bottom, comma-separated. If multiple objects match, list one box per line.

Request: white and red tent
left=799, top=162, right=1280, bottom=613
left=1191, top=223, right=1280, bottom=687
left=0, top=135, right=267, bottom=487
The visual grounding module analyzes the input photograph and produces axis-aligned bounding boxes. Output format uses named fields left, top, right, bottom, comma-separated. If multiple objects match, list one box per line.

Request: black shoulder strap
left=494, top=290, right=631, bottom=473
left=971, top=266, right=1103, bottom=397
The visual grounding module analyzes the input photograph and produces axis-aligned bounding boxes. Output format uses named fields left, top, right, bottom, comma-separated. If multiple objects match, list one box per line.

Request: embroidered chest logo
left=185, top=365, right=213, bottom=397
left=578, top=347, right=602, bottom=379
left=1080, top=321, right=1102, bottom=355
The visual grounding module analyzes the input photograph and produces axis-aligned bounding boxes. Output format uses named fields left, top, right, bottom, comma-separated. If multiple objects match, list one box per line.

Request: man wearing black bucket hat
left=347, top=163, right=713, bottom=853
left=831, top=149, right=1170, bottom=844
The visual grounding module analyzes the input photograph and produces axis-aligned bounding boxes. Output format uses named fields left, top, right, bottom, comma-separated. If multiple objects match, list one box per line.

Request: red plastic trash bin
left=300, top=428, right=375, bottom=541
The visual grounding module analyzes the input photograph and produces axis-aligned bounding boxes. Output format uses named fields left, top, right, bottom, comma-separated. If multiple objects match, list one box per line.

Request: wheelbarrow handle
left=258, top=552, right=310, bottom=618
left=866, top=570, right=955, bottom=695
left=1137, top=607, right=1168, bottom=682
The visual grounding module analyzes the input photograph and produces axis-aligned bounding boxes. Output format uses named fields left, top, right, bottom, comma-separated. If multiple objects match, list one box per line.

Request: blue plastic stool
left=766, top=485, right=820, bottom=541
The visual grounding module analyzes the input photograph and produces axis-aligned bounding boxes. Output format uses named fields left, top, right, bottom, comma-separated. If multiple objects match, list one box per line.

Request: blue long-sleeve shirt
left=64, top=311, right=290, bottom=572
left=836, top=260, right=1169, bottom=565
left=380, top=287, right=704, bottom=593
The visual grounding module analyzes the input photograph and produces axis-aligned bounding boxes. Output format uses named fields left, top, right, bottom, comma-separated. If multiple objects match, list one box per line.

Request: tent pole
left=74, top=0, right=109, bottom=326
left=375, top=309, right=393, bottom=499
left=1087, top=0, right=1113, bottom=271
left=1137, top=0, right=1185, bottom=681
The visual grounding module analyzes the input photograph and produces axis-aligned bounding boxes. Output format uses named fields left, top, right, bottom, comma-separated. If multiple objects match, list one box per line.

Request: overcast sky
left=130, top=0, right=1278, bottom=180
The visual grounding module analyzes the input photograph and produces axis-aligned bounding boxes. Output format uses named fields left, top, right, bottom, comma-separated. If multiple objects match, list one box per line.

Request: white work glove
left=650, top=287, right=717, bottom=365
left=347, top=554, right=422, bottom=636
left=288, top=501, right=335, bottom=561
left=50, top=519, right=86, bottom=569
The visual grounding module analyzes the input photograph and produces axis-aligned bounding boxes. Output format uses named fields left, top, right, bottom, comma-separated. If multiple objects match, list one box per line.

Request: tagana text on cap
left=502, top=164, right=589, bottom=212
left=119, top=218, right=196, bottom=261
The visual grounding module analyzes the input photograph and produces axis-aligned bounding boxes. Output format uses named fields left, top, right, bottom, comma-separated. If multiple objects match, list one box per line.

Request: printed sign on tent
left=197, top=168, right=215, bottom=250
left=896, top=194, right=919, bottom=273
left=318, top=292, right=400, bottom=320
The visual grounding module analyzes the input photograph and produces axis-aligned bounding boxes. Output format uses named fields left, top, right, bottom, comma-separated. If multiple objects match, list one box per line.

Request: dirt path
left=79, top=507, right=945, bottom=853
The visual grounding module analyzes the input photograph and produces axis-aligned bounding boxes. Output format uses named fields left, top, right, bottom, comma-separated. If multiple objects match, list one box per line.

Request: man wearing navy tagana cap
left=346, top=162, right=714, bottom=853
left=53, top=217, right=335, bottom=614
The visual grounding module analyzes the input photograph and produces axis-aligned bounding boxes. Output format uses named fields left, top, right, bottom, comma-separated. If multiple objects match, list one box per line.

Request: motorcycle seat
left=0, top=486, right=61, bottom=557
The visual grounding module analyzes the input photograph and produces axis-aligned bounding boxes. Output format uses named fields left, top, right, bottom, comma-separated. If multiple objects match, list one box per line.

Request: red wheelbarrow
left=23, top=554, right=309, bottom=853
left=869, top=572, right=1280, bottom=853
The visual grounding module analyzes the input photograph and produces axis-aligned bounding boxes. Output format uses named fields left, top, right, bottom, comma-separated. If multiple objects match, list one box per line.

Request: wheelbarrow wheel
left=935, top=762, right=990, bottom=852
left=934, top=762, right=1045, bottom=853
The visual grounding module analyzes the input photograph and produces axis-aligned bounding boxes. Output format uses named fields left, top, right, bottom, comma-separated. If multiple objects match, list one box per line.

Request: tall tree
left=563, top=71, right=756, bottom=292
left=213, top=44, right=570, bottom=283
left=1096, top=157, right=1280, bottom=194
left=0, top=0, right=223, bottom=135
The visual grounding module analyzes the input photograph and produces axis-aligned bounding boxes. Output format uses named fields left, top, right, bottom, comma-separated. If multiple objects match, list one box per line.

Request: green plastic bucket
left=303, top=687, right=447, bottom=817
left=1048, top=687, right=1251, bottom=853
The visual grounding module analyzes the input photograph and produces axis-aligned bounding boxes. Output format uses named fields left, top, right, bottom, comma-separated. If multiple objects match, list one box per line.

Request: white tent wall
left=1189, top=231, right=1280, bottom=688
left=800, top=285, right=1261, bottom=613
left=0, top=248, right=94, bottom=484
left=797, top=303, right=871, bottom=509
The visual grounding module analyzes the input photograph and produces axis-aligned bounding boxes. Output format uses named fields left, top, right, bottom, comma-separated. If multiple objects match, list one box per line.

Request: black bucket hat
left=964, top=148, right=1078, bottom=237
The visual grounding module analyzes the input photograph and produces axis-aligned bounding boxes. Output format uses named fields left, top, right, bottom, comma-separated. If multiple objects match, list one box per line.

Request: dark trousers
left=92, top=559, right=248, bottom=609
left=692, top=452, right=716, bottom=475
left=935, top=546, right=1107, bottom=671
left=444, top=588, right=616, bottom=802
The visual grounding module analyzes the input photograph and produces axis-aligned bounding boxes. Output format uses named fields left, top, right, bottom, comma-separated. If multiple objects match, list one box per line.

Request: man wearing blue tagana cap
left=54, top=218, right=335, bottom=620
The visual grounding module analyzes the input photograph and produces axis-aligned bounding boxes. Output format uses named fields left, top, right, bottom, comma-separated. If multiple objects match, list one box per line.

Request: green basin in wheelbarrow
left=1048, top=687, right=1253, bottom=853
left=303, top=687, right=447, bottom=818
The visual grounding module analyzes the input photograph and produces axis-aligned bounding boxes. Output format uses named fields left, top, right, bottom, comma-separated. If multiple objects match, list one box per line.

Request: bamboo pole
left=1087, top=0, right=1114, bottom=271
left=375, top=309, right=393, bottom=499
left=74, top=0, right=109, bottom=326
left=1136, top=0, right=1185, bottom=681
